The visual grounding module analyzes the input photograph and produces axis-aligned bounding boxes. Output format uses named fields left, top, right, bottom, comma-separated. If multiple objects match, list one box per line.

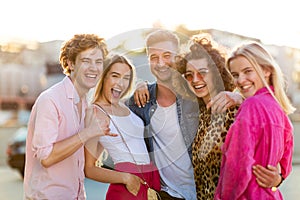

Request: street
left=0, top=121, right=299, bottom=199
left=1, top=164, right=300, bottom=200
left=0, top=127, right=109, bottom=199
left=0, top=165, right=109, bottom=200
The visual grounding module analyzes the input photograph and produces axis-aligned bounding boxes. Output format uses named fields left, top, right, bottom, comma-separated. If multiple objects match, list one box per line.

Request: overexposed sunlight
left=0, top=0, right=299, bottom=48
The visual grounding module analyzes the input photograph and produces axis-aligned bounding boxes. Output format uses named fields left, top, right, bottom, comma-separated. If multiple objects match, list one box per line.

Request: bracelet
left=271, top=173, right=284, bottom=192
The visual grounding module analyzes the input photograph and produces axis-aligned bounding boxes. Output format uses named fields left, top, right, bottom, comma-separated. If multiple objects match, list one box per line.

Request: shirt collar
left=255, top=86, right=274, bottom=95
left=63, top=76, right=82, bottom=104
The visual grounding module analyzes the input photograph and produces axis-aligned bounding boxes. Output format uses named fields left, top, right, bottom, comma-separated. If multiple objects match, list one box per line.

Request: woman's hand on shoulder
left=207, top=91, right=243, bottom=113
left=134, top=81, right=149, bottom=108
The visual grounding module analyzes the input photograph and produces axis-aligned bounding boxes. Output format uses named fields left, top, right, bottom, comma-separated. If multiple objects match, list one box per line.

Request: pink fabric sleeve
left=279, top=120, right=294, bottom=179
left=32, top=95, right=59, bottom=160
left=215, top=118, right=256, bottom=200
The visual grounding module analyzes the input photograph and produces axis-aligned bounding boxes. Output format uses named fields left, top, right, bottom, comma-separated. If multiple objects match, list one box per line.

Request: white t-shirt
left=151, top=102, right=196, bottom=199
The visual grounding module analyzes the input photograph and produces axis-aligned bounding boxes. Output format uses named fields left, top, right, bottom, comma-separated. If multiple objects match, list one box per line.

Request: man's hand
left=133, top=81, right=149, bottom=108
left=79, top=107, right=117, bottom=143
left=206, top=91, right=243, bottom=113
left=253, top=164, right=282, bottom=188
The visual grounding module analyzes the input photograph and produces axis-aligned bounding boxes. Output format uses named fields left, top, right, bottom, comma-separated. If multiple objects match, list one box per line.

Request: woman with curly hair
left=176, top=34, right=238, bottom=200
left=177, top=34, right=283, bottom=200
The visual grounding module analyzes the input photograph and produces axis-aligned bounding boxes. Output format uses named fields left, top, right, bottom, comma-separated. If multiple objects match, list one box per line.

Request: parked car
left=6, top=126, right=27, bottom=178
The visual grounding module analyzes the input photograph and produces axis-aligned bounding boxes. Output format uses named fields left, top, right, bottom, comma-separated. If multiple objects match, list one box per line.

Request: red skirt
left=106, top=162, right=161, bottom=200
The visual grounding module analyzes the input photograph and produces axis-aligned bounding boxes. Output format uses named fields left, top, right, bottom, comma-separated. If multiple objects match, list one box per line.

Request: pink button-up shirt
left=24, top=76, right=87, bottom=200
left=215, top=87, right=294, bottom=200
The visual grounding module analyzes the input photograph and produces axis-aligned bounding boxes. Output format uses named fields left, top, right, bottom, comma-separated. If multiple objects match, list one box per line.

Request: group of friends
left=23, top=28, right=295, bottom=200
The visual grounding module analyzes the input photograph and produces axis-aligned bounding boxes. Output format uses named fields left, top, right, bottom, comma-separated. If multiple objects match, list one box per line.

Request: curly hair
left=177, top=33, right=235, bottom=93
left=59, top=34, right=108, bottom=76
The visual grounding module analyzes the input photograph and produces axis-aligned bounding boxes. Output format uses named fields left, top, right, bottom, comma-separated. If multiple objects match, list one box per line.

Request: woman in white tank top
left=84, top=54, right=160, bottom=200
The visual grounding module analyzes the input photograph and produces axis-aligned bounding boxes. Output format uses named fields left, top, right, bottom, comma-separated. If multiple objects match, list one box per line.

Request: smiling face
left=148, top=41, right=178, bottom=84
left=69, top=47, right=104, bottom=96
left=184, top=58, right=214, bottom=104
left=229, top=56, right=270, bottom=98
left=101, top=63, right=131, bottom=105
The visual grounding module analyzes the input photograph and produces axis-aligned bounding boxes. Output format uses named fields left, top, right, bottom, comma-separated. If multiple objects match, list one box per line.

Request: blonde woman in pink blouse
left=215, top=41, right=295, bottom=200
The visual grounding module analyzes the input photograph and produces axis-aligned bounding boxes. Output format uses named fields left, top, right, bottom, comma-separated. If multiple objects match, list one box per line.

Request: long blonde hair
left=92, top=54, right=136, bottom=104
left=226, top=41, right=295, bottom=114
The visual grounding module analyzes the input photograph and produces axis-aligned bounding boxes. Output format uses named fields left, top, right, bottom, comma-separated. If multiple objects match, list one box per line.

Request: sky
left=1, top=0, right=300, bottom=49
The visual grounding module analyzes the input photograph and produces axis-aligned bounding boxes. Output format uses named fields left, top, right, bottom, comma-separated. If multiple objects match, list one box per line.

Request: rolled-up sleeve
left=32, top=95, right=59, bottom=160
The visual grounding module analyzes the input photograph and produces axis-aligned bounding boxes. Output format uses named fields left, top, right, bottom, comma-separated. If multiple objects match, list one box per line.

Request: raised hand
left=79, top=106, right=117, bottom=143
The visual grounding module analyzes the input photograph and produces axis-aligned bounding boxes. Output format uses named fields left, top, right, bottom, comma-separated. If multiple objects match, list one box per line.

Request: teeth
left=194, top=84, right=205, bottom=89
left=112, top=88, right=121, bottom=92
left=158, top=68, right=168, bottom=72
left=86, top=74, right=97, bottom=78
left=241, top=85, right=251, bottom=90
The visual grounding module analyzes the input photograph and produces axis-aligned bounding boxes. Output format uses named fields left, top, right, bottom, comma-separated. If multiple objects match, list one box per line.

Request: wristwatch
left=271, top=173, right=284, bottom=192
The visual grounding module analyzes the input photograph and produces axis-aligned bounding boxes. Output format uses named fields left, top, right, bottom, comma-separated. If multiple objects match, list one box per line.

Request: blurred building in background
left=0, top=27, right=299, bottom=127
left=0, top=40, right=64, bottom=126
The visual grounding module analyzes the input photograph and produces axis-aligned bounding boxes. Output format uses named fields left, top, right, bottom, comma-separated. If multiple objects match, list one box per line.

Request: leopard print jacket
left=192, top=105, right=239, bottom=200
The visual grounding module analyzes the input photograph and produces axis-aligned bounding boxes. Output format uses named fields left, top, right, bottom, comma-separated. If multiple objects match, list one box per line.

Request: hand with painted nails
left=133, top=81, right=149, bottom=108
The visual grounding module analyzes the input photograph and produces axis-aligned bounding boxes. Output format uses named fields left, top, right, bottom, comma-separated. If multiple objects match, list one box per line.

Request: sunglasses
left=182, top=68, right=209, bottom=82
